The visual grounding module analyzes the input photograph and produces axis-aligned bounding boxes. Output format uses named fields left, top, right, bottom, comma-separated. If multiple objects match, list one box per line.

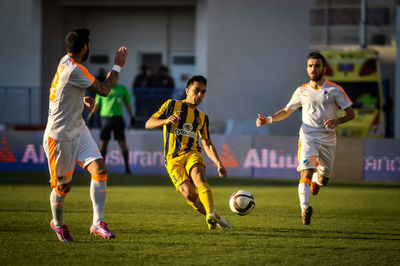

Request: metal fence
left=0, top=87, right=41, bottom=125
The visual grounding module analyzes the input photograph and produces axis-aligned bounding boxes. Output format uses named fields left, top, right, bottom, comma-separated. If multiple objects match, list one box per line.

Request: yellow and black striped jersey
left=152, top=99, right=210, bottom=162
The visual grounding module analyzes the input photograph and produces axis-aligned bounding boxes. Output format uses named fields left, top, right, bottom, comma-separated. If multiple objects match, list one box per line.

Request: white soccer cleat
left=214, top=209, right=233, bottom=229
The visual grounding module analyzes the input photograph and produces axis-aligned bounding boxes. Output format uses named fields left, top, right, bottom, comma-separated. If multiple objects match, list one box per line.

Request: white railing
left=0, top=87, right=41, bottom=125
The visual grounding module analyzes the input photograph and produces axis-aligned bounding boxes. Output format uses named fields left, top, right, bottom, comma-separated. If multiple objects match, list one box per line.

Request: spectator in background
left=96, top=67, right=107, bottom=82
left=150, top=65, right=175, bottom=88
left=86, top=68, right=107, bottom=128
left=89, top=79, right=135, bottom=174
left=133, top=64, right=153, bottom=88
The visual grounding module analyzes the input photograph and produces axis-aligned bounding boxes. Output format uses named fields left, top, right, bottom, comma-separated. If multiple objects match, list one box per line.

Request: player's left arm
left=87, top=47, right=128, bottom=97
left=324, top=106, right=355, bottom=129
left=201, top=138, right=227, bottom=178
left=83, top=96, right=96, bottom=113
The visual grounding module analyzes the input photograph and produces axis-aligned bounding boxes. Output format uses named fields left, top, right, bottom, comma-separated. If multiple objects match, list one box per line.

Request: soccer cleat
left=50, top=220, right=74, bottom=242
left=302, top=206, right=313, bottom=225
left=310, top=182, right=320, bottom=195
left=214, top=210, right=233, bottom=229
left=206, top=213, right=218, bottom=230
left=90, top=221, right=115, bottom=239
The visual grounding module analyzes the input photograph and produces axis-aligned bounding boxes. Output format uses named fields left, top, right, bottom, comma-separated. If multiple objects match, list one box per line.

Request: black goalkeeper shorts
left=100, top=116, right=126, bottom=141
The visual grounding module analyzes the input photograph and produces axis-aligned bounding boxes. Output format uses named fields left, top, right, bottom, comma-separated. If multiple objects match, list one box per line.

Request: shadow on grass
left=0, top=171, right=399, bottom=189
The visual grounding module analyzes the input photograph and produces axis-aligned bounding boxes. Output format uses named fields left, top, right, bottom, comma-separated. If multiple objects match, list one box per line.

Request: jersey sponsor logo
left=174, top=123, right=197, bottom=138
left=324, top=90, right=331, bottom=100
left=302, top=156, right=319, bottom=167
left=0, top=138, right=17, bottom=163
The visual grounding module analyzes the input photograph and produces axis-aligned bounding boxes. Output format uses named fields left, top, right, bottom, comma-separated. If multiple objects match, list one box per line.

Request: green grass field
left=0, top=171, right=399, bottom=265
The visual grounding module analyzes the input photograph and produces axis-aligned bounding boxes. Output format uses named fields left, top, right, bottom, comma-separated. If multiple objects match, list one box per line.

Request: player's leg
left=78, top=127, right=114, bottom=239
left=299, top=169, right=313, bottom=225
left=177, top=180, right=206, bottom=215
left=99, top=117, right=112, bottom=158
left=114, top=116, right=130, bottom=174
left=189, top=163, right=214, bottom=216
left=316, top=144, right=336, bottom=186
left=43, top=136, right=76, bottom=242
left=188, top=156, right=232, bottom=229
left=166, top=156, right=206, bottom=215
left=298, top=139, right=318, bottom=225
left=99, top=140, right=109, bottom=158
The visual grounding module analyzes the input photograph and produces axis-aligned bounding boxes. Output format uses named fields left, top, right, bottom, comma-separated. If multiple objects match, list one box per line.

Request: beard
left=309, top=72, right=324, bottom=82
left=82, top=48, right=89, bottom=62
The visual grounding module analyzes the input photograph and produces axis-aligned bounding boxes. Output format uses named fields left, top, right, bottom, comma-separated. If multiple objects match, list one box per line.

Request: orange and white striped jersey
left=287, top=79, right=353, bottom=144
left=44, top=55, right=95, bottom=141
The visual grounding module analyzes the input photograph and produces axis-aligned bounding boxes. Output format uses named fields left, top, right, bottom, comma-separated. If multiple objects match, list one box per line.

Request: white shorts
left=297, top=138, right=336, bottom=177
left=43, top=126, right=102, bottom=188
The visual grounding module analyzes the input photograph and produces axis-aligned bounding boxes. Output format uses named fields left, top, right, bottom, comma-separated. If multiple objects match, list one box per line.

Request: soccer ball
left=229, top=190, right=255, bottom=216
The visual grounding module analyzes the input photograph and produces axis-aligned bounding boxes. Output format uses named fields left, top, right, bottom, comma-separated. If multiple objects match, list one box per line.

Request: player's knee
left=57, top=182, right=71, bottom=194
left=300, top=169, right=313, bottom=179
left=317, top=166, right=330, bottom=186
left=88, top=159, right=108, bottom=175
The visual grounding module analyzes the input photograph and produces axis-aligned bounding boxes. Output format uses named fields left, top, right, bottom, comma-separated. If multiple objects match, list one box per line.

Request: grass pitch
left=0, top=171, right=399, bottom=265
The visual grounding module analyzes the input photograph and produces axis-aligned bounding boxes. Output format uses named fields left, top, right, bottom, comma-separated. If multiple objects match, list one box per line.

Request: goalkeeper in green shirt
left=89, top=83, right=135, bottom=174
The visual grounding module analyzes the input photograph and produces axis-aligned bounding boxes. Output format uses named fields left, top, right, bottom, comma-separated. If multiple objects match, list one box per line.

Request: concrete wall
left=40, top=3, right=195, bottom=122
left=0, top=0, right=42, bottom=87
left=196, top=0, right=311, bottom=135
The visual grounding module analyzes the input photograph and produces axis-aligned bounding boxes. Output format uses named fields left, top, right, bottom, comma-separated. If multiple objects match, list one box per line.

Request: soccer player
left=43, top=27, right=128, bottom=242
left=88, top=79, right=135, bottom=174
left=256, top=52, right=355, bottom=225
left=145, top=75, right=232, bottom=230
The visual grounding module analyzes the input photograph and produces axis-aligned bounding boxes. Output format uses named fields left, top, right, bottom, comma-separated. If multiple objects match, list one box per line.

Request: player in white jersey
left=256, top=52, right=355, bottom=225
left=43, top=28, right=128, bottom=242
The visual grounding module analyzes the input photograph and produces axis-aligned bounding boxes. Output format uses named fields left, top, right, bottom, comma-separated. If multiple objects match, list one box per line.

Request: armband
left=112, top=65, right=121, bottom=73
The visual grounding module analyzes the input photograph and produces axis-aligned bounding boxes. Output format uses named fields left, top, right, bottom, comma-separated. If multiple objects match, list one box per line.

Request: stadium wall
left=0, top=0, right=42, bottom=87
left=0, top=130, right=399, bottom=182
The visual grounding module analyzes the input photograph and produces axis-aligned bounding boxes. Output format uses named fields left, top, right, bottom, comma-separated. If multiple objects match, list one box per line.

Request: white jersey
left=286, top=79, right=353, bottom=145
left=44, top=55, right=95, bottom=141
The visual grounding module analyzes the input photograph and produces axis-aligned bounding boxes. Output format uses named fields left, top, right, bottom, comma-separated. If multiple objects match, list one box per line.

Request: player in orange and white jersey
left=43, top=27, right=128, bottom=242
left=256, top=52, right=355, bottom=225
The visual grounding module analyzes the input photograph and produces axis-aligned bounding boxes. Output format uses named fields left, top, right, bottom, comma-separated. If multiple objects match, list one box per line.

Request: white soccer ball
left=229, top=190, right=255, bottom=216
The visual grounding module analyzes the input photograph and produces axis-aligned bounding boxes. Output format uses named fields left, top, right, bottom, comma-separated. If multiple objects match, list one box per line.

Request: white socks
left=50, top=189, right=65, bottom=227
left=298, top=182, right=310, bottom=211
left=90, top=179, right=107, bottom=225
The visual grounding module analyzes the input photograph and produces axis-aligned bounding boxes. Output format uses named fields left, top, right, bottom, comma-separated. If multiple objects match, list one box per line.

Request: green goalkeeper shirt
left=95, top=84, right=131, bottom=117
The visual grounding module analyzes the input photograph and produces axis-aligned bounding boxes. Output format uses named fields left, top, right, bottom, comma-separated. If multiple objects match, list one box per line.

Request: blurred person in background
left=133, top=64, right=153, bottom=88
left=149, top=65, right=175, bottom=88
left=89, top=76, right=135, bottom=174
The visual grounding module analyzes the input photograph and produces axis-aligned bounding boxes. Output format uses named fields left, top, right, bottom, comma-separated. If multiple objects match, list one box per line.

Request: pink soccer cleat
left=90, top=221, right=115, bottom=239
left=50, top=220, right=74, bottom=242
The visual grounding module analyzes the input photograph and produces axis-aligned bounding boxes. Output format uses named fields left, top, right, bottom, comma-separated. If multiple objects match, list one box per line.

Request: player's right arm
left=145, top=115, right=180, bottom=129
left=88, top=47, right=128, bottom=97
left=256, top=107, right=295, bottom=127
left=145, top=99, right=179, bottom=129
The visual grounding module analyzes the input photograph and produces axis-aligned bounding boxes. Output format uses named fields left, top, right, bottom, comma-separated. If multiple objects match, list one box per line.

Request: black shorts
left=100, top=116, right=126, bottom=141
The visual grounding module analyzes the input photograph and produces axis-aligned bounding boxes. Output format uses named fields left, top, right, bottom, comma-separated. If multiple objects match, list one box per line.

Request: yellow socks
left=186, top=197, right=206, bottom=216
left=197, top=182, right=214, bottom=215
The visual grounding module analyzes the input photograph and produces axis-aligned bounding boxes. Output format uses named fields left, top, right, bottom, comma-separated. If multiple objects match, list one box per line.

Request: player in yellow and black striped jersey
left=152, top=98, right=210, bottom=162
left=146, top=75, right=232, bottom=230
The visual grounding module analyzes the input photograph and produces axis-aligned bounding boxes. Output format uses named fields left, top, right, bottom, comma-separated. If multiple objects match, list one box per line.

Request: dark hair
left=186, top=75, right=207, bottom=88
left=307, top=52, right=326, bottom=66
left=65, top=28, right=90, bottom=54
